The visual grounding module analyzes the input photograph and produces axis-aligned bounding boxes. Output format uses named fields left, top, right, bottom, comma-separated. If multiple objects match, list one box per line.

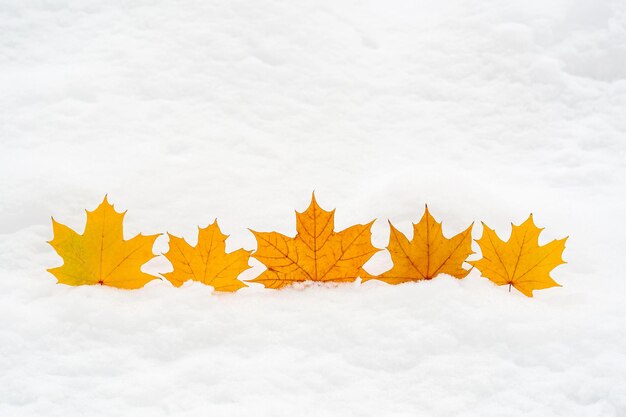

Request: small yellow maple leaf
left=470, top=214, right=567, bottom=297
left=48, top=196, right=160, bottom=289
left=363, top=206, right=473, bottom=284
left=162, top=221, right=251, bottom=292
left=249, top=194, right=379, bottom=289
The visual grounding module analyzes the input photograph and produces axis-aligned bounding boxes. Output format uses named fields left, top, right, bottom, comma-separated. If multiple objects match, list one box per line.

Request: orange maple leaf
left=470, top=214, right=567, bottom=297
left=48, top=196, right=160, bottom=289
left=162, top=221, right=251, bottom=292
left=249, top=194, right=379, bottom=289
left=363, top=206, right=473, bottom=284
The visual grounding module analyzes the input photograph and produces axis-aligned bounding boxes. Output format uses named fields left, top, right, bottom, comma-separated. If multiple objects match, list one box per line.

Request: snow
left=1, top=0, right=625, bottom=416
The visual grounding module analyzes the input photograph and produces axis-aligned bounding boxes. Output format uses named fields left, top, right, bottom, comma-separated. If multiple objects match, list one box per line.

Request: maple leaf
left=249, top=194, right=379, bottom=289
left=470, top=214, right=567, bottom=297
left=48, top=196, right=160, bottom=289
left=162, top=221, right=251, bottom=292
left=363, top=206, right=473, bottom=284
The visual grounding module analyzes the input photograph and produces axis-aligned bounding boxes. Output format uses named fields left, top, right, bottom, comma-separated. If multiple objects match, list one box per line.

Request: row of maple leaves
left=48, top=195, right=567, bottom=297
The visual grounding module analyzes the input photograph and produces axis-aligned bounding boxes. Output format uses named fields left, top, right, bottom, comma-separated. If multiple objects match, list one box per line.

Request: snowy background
left=1, top=0, right=625, bottom=416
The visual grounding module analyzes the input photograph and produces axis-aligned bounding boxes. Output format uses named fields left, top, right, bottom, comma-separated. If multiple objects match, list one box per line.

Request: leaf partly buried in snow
left=364, top=206, right=473, bottom=284
left=48, top=196, right=159, bottom=289
left=162, top=221, right=251, bottom=292
left=470, top=215, right=567, bottom=297
left=250, top=194, right=379, bottom=289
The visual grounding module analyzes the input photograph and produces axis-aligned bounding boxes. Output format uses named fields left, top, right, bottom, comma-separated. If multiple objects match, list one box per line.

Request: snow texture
left=1, top=0, right=626, bottom=416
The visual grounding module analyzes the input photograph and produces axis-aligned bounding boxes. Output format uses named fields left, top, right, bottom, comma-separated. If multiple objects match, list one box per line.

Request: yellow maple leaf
left=470, top=214, right=567, bottom=297
left=363, top=206, right=473, bottom=284
left=249, top=194, right=379, bottom=289
left=48, top=196, right=160, bottom=289
left=162, top=221, right=251, bottom=292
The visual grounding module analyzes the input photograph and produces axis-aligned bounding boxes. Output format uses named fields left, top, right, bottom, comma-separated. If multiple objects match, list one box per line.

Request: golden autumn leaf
left=162, top=221, right=251, bottom=292
left=249, top=194, right=379, bottom=289
left=363, top=206, right=473, bottom=284
left=48, top=196, right=159, bottom=289
left=470, top=214, right=567, bottom=297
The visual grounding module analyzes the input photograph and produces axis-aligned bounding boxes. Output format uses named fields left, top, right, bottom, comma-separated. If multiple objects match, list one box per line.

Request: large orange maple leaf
left=470, top=215, right=567, bottom=297
left=249, top=194, right=379, bottom=289
left=364, top=206, right=474, bottom=284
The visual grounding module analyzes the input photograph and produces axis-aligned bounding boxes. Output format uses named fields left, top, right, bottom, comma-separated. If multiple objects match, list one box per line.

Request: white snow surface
left=1, top=0, right=626, bottom=416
